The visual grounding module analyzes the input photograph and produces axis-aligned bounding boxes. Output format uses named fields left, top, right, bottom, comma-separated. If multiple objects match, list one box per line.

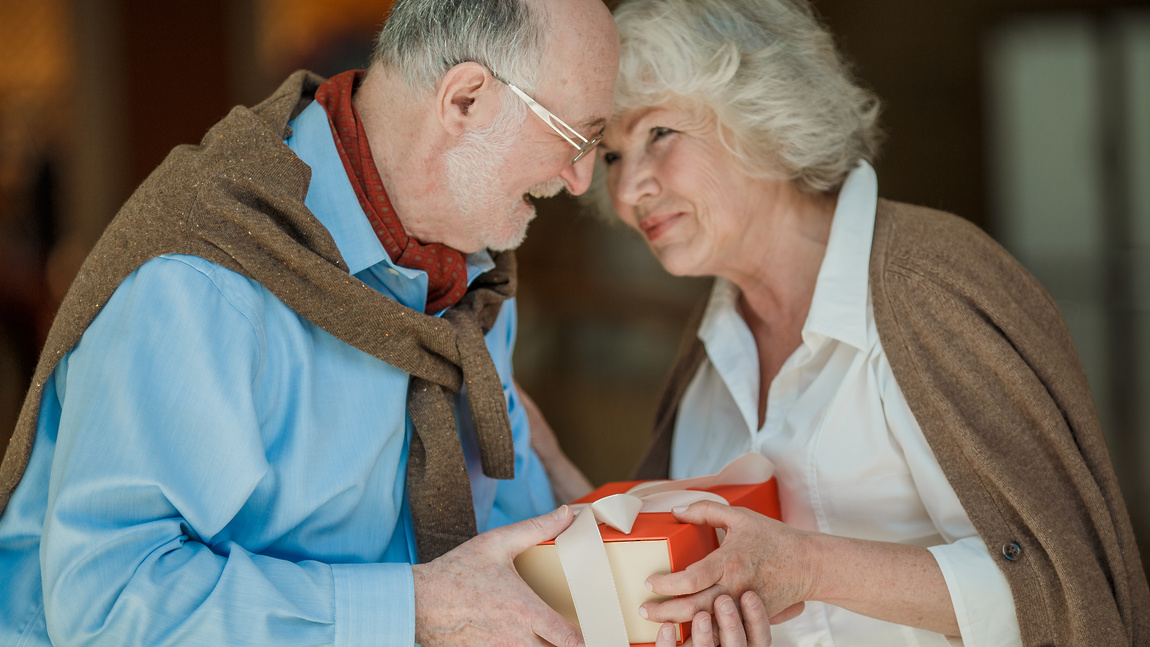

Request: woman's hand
left=655, top=591, right=772, bottom=647
left=641, top=501, right=819, bottom=624
left=514, top=379, right=594, bottom=503
left=642, top=500, right=961, bottom=637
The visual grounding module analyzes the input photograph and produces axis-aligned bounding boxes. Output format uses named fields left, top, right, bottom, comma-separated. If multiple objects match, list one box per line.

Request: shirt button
left=1002, top=542, right=1022, bottom=561
left=387, top=268, right=401, bottom=276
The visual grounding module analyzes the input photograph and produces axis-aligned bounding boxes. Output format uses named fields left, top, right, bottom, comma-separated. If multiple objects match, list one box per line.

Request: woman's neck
left=724, top=185, right=838, bottom=427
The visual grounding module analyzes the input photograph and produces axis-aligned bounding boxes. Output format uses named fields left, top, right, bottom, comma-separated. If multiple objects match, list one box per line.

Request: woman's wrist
left=794, top=528, right=832, bottom=604
left=796, top=533, right=959, bottom=635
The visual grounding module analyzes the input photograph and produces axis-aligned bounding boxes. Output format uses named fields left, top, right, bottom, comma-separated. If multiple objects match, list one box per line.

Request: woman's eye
left=650, top=126, right=675, bottom=141
left=601, top=151, right=620, bottom=165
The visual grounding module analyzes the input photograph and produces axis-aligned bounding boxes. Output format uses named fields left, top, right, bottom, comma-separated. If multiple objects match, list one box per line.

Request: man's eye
left=601, top=151, right=620, bottom=165
left=651, top=127, right=675, bottom=141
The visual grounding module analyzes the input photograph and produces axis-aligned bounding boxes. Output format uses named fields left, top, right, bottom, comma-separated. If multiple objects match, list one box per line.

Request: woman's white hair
left=608, top=0, right=881, bottom=194
left=373, top=0, right=549, bottom=94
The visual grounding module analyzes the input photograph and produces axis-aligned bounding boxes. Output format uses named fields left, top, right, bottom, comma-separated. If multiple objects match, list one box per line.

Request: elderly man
left=0, top=0, right=619, bottom=644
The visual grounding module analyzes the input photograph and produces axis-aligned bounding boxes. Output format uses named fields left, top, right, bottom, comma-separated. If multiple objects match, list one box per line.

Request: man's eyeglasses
left=487, top=69, right=603, bottom=165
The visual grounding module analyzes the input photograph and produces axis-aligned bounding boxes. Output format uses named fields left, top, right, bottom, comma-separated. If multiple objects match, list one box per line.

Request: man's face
left=446, top=0, right=620, bottom=253
left=443, top=92, right=566, bottom=252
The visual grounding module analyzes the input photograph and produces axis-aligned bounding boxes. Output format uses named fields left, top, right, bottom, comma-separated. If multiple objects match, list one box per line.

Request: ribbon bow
left=555, top=454, right=775, bottom=647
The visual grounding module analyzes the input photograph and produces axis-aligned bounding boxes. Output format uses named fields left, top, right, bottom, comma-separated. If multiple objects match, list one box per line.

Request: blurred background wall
left=0, top=0, right=1146, bottom=565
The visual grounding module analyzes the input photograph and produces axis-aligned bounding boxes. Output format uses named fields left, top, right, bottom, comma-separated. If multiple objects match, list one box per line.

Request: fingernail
left=698, top=614, right=711, bottom=632
left=743, top=592, right=760, bottom=609
left=719, top=597, right=737, bottom=615
left=638, top=606, right=649, bottom=619
left=553, top=505, right=569, bottom=520
left=644, top=578, right=653, bottom=591
left=672, top=505, right=688, bottom=514
left=659, top=624, right=674, bottom=641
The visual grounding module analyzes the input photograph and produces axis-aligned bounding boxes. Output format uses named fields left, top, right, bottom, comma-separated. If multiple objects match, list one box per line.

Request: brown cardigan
left=634, top=199, right=1150, bottom=645
left=0, top=71, right=516, bottom=562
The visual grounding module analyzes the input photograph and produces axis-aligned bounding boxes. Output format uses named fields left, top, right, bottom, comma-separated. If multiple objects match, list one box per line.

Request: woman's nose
left=612, top=155, right=658, bottom=207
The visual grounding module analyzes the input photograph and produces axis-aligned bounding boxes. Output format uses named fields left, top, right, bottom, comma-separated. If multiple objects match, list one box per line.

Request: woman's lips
left=639, top=212, right=682, bottom=242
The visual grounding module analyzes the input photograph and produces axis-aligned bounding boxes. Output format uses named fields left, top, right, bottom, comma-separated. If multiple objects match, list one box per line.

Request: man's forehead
left=536, top=0, right=620, bottom=131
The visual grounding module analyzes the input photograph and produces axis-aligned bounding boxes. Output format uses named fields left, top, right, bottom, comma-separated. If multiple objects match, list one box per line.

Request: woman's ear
left=436, top=62, right=501, bottom=136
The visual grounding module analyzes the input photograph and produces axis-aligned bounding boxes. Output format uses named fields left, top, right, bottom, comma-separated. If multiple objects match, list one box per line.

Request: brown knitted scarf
left=0, top=70, right=514, bottom=563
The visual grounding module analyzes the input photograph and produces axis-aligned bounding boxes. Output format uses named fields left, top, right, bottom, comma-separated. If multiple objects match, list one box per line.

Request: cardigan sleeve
left=869, top=200, right=1150, bottom=645
left=877, top=348, right=1023, bottom=645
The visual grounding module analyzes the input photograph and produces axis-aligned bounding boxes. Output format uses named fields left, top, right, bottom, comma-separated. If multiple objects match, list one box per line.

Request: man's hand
left=413, top=505, right=583, bottom=646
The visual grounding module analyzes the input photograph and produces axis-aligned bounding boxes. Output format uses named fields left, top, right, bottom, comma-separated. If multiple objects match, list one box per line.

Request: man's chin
left=484, top=203, right=536, bottom=252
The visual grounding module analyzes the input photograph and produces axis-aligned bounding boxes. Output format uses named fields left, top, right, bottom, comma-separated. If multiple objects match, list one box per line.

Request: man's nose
left=559, top=152, right=596, bottom=196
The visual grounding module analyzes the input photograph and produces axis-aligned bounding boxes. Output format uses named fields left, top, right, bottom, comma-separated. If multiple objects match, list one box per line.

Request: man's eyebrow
left=581, top=117, right=607, bottom=133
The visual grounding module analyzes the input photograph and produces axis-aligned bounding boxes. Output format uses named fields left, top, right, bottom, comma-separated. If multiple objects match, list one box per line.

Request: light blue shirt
left=0, top=99, right=555, bottom=646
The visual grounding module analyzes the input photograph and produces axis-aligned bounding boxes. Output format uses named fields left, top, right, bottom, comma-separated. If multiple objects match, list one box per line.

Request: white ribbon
left=555, top=453, right=775, bottom=646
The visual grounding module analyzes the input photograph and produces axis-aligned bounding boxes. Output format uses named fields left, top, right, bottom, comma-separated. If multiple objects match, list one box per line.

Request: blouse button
left=1002, top=542, right=1022, bottom=561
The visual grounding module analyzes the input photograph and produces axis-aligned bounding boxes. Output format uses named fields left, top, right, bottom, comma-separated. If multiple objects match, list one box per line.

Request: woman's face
left=600, top=103, right=779, bottom=278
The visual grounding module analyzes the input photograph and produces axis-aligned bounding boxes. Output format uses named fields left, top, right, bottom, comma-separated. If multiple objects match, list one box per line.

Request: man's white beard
left=445, top=94, right=565, bottom=252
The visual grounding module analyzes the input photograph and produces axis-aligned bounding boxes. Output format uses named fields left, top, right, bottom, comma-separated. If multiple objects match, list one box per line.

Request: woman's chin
left=652, top=248, right=708, bottom=278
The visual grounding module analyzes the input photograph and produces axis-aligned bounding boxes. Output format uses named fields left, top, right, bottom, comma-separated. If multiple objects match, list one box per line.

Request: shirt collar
left=284, top=100, right=495, bottom=284
left=802, top=160, right=878, bottom=351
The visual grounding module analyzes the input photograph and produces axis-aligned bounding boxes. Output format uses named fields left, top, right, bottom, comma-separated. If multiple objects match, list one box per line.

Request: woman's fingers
left=670, top=500, right=740, bottom=527
left=641, top=585, right=725, bottom=624
left=646, top=553, right=724, bottom=596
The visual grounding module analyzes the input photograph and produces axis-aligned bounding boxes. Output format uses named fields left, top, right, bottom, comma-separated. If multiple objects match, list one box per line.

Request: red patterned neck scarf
left=314, top=70, right=468, bottom=314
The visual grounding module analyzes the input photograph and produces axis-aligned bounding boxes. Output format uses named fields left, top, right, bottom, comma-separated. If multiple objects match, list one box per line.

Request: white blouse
left=671, top=162, right=1023, bottom=647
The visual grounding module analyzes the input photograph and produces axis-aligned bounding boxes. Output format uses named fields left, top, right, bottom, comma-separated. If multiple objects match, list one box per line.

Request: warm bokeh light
left=258, top=0, right=393, bottom=74
left=0, top=0, right=72, bottom=101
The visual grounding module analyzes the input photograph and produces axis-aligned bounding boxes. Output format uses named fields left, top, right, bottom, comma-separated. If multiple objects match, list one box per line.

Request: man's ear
left=436, top=62, right=501, bottom=136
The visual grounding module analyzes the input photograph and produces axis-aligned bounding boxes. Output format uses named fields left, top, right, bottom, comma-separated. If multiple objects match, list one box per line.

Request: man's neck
left=354, top=66, right=456, bottom=247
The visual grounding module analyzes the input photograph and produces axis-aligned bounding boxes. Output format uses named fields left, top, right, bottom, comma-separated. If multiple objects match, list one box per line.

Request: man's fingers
left=530, top=602, right=584, bottom=647
left=642, top=587, right=724, bottom=624
left=646, top=555, right=722, bottom=596
left=654, top=622, right=679, bottom=647
left=500, top=505, right=576, bottom=555
left=713, top=595, right=747, bottom=647
left=740, top=591, right=772, bottom=646
left=691, top=610, right=717, bottom=647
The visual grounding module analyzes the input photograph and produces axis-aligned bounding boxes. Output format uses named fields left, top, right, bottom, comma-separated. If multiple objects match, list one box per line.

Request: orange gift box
left=515, top=478, right=781, bottom=646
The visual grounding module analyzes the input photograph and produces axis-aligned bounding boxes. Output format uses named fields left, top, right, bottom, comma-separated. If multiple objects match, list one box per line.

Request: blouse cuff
left=331, top=563, right=415, bottom=647
left=928, top=536, right=1022, bottom=646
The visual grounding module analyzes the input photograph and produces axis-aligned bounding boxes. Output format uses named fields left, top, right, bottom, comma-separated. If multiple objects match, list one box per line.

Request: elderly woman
left=581, top=0, right=1150, bottom=645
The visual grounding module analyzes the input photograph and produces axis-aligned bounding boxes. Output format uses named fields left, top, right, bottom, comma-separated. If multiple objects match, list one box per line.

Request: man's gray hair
left=611, top=0, right=881, bottom=194
left=373, top=0, right=549, bottom=95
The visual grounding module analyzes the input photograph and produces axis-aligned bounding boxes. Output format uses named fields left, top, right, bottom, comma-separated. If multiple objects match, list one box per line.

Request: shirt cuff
left=928, top=537, right=1023, bottom=646
left=330, top=562, right=415, bottom=647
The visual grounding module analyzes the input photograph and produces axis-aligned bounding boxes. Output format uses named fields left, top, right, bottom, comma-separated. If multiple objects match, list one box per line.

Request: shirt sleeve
left=39, top=256, right=414, bottom=647
left=876, top=348, right=1023, bottom=647
left=485, top=298, right=558, bottom=530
